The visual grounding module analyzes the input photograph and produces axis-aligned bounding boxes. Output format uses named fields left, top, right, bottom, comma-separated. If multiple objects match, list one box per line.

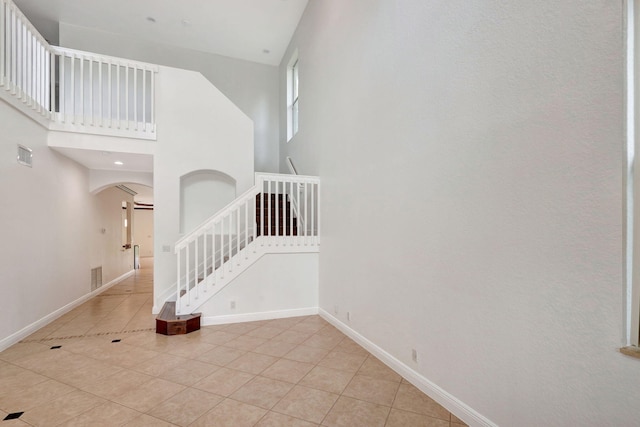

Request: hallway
left=0, top=260, right=466, bottom=426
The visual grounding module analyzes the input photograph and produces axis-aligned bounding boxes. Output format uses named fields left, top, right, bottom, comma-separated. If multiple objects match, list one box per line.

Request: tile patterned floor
left=0, top=258, right=468, bottom=426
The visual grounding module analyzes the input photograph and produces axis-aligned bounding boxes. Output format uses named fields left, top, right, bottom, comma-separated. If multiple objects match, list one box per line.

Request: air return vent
left=91, top=267, right=103, bottom=291
left=17, top=145, right=32, bottom=167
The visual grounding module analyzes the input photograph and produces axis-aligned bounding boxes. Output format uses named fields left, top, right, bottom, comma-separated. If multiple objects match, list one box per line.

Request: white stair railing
left=0, top=0, right=157, bottom=139
left=174, top=172, right=320, bottom=315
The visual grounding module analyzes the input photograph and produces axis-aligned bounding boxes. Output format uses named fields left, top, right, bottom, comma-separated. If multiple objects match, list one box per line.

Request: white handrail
left=175, top=172, right=320, bottom=315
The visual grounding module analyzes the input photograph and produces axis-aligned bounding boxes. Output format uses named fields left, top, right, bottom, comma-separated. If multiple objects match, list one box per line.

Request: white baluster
left=50, top=52, right=55, bottom=117
left=59, top=53, right=65, bottom=121
left=89, top=57, right=93, bottom=126
left=98, top=60, right=102, bottom=127
left=133, top=67, right=138, bottom=130
left=185, top=244, right=190, bottom=307
left=79, top=56, right=84, bottom=125
left=311, top=181, right=315, bottom=244
left=195, top=236, right=199, bottom=301
left=142, top=69, right=146, bottom=132
left=176, top=247, right=181, bottom=313
left=0, top=0, right=4, bottom=88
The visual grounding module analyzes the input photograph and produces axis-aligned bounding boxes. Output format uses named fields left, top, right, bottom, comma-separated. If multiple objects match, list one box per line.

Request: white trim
left=202, top=307, right=318, bottom=326
left=319, top=308, right=497, bottom=427
left=0, top=269, right=134, bottom=352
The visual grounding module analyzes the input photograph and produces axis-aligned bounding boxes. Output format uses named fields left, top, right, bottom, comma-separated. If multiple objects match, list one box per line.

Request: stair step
left=156, top=301, right=201, bottom=335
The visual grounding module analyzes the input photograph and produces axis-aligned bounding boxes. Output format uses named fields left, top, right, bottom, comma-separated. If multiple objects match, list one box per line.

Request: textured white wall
left=90, top=187, right=135, bottom=283
left=153, top=65, right=254, bottom=311
left=59, top=23, right=280, bottom=173
left=198, top=253, right=318, bottom=320
left=280, top=1, right=633, bottom=425
left=0, top=102, right=134, bottom=347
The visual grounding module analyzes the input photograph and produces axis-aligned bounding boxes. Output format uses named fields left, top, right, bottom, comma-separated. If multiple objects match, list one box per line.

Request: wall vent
left=17, top=145, right=32, bottom=167
left=91, top=267, right=103, bottom=291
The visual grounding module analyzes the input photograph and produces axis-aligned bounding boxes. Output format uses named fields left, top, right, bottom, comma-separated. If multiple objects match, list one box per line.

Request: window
left=287, top=51, right=299, bottom=141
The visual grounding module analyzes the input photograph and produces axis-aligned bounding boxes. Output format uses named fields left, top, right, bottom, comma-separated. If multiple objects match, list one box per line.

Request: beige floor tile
left=165, top=340, right=217, bottom=359
left=226, top=352, right=278, bottom=374
left=256, top=411, right=319, bottom=426
left=273, top=329, right=313, bottom=345
left=113, top=377, right=186, bottom=412
left=300, top=365, right=355, bottom=395
left=231, top=376, right=294, bottom=409
left=80, top=369, right=153, bottom=400
left=254, top=340, right=298, bottom=357
left=123, top=414, right=177, bottom=426
left=224, top=335, right=268, bottom=351
left=284, top=345, right=330, bottom=364
left=158, top=359, right=220, bottom=386
left=317, top=351, right=367, bottom=373
left=20, top=390, right=105, bottom=427
left=273, top=385, right=339, bottom=424
left=333, top=338, right=369, bottom=356
left=261, top=358, right=315, bottom=384
left=0, top=342, right=51, bottom=363
left=315, top=325, right=344, bottom=338
left=321, top=395, right=389, bottom=427
left=190, top=398, right=267, bottom=427
left=246, top=325, right=286, bottom=339
left=193, top=367, right=255, bottom=396
left=224, top=322, right=261, bottom=335
left=0, top=364, right=49, bottom=397
left=302, top=334, right=344, bottom=350
left=290, top=322, right=325, bottom=334
left=385, top=408, right=449, bottom=427
left=266, top=317, right=305, bottom=330
left=147, top=387, right=224, bottom=427
left=132, top=353, right=186, bottom=376
left=342, top=374, right=400, bottom=406
left=58, top=401, right=141, bottom=426
left=392, top=383, right=449, bottom=421
left=195, top=345, right=246, bottom=366
left=200, top=330, right=240, bottom=345
left=0, top=379, right=76, bottom=412
left=357, top=356, right=402, bottom=382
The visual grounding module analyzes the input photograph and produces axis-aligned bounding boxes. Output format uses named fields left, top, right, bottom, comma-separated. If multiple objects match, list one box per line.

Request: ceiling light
left=146, top=16, right=156, bottom=23
left=114, top=161, right=124, bottom=166
left=181, top=19, right=191, bottom=27
left=263, top=49, right=270, bottom=54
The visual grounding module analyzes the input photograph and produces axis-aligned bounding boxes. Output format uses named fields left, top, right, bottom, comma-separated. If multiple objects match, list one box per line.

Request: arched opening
left=180, top=170, right=236, bottom=234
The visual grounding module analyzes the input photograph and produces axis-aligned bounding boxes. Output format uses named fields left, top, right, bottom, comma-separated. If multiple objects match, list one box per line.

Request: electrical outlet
left=412, top=349, right=418, bottom=363
left=347, top=312, right=351, bottom=321
left=230, top=301, right=236, bottom=309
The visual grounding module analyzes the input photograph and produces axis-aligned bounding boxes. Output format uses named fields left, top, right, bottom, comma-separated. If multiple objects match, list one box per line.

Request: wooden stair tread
left=156, top=301, right=201, bottom=335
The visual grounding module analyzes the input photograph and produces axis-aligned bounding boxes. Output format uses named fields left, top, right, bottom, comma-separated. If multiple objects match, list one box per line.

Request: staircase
left=171, top=172, right=320, bottom=318
left=256, top=193, right=298, bottom=236
left=0, top=0, right=320, bottom=333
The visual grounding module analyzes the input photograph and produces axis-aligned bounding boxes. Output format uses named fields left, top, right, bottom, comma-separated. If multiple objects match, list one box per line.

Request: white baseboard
left=319, top=308, right=496, bottom=427
left=0, top=270, right=135, bottom=352
left=202, top=307, right=319, bottom=326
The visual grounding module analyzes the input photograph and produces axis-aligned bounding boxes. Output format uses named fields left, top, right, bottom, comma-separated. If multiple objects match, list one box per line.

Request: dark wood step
left=156, top=301, right=201, bottom=335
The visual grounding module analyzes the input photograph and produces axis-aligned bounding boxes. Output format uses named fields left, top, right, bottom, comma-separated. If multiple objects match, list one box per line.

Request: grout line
left=20, top=328, right=155, bottom=343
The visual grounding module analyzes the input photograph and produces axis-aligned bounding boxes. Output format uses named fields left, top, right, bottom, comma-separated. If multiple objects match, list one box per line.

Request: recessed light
left=114, top=161, right=124, bottom=166
left=181, top=19, right=191, bottom=27
left=263, top=49, right=270, bottom=54
left=146, top=16, right=156, bottom=23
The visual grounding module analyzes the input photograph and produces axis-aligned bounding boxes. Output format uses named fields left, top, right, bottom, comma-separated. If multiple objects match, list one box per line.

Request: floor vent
left=91, top=267, right=103, bottom=291
left=17, top=145, right=32, bottom=167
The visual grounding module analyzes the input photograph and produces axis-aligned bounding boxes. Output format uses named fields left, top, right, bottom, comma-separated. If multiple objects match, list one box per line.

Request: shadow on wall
left=180, top=170, right=237, bottom=234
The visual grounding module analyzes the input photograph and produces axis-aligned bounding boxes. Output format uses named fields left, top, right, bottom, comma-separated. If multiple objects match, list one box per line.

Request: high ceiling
left=13, top=0, right=308, bottom=66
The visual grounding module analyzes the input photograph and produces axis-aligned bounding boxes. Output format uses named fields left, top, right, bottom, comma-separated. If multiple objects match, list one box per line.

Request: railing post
left=176, top=247, right=181, bottom=314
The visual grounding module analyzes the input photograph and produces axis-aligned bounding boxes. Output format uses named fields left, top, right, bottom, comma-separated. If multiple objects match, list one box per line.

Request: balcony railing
left=0, top=0, right=157, bottom=139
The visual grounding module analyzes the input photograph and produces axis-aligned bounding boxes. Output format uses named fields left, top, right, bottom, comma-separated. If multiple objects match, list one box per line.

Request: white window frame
left=287, top=50, right=299, bottom=141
